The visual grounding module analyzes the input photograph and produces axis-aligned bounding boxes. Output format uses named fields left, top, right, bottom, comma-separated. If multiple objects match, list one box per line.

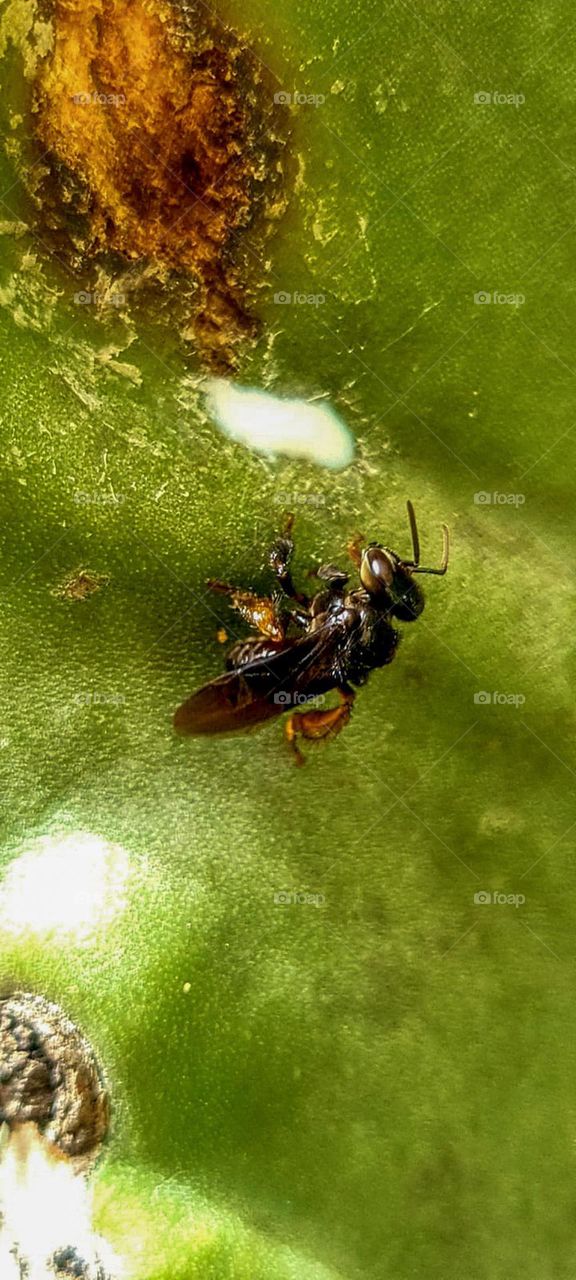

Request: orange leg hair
left=284, top=689, right=355, bottom=766
left=208, top=580, right=286, bottom=641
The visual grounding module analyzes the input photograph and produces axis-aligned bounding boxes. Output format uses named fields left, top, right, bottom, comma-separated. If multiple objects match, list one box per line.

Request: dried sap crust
left=0, top=993, right=110, bottom=1171
left=31, top=0, right=290, bottom=369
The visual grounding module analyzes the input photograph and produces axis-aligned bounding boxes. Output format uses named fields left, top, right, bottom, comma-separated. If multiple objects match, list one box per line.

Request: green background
left=1, top=1, right=576, bottom=1277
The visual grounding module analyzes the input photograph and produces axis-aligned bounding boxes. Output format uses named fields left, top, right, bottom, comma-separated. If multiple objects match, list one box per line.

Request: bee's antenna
left=406, top=500, right=420, bottom=567
left=411, top=523, right=450, bottom=576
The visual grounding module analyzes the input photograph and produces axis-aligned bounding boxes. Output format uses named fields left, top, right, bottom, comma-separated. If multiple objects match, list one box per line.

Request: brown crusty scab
left=51, top=568, right=110, bottom=602
left=0, top=993, right=110, bottom=1172
left=31, top=0, right=290, bottom=370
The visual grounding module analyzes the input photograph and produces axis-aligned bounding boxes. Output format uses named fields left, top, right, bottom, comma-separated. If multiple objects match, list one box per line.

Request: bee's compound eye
left=360, top=546, right=394, bottom=594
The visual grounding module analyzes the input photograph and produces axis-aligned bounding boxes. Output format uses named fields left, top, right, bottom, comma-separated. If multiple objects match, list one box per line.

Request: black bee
left=174, top=503, right=449, bottom=764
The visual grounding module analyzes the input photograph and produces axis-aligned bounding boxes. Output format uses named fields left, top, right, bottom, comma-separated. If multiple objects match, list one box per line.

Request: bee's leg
left=284, top=688, right=355, bottom=766
left=269, top=513, right=310, bottom=606
left=208, top=580, right=287, bottom=640
left=347, top=532, right=365, bottom=569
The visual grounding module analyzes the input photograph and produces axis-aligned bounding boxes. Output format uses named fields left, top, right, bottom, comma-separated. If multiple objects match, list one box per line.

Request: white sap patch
left=204, top=379, right=355, bottom=469
left=0, top=1126, right=120, bottom=1279
left=0, top=831, right=133, bottom=944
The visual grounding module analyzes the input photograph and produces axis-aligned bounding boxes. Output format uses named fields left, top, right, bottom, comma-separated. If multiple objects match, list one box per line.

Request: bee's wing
left=173, top=669, right=285, bottom=735
left=174, top=629, right=339, bottom=737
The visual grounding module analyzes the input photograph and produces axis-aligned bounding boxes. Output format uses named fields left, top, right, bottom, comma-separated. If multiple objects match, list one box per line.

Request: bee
left=174, top=503, right=449, bottom=764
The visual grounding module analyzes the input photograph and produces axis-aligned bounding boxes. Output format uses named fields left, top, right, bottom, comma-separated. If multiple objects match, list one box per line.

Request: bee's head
left=360, top=545, right=424, bottom=619
left=359, top=503, right=449, bottom=621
